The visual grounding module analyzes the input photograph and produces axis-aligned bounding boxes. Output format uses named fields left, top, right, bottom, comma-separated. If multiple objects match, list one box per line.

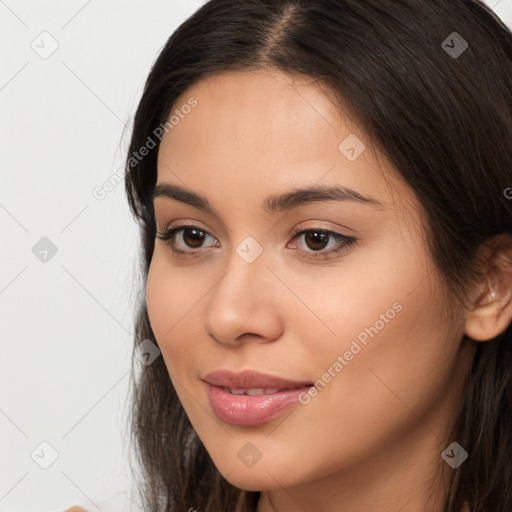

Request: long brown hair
left=124, top=1, right=512, bottom=510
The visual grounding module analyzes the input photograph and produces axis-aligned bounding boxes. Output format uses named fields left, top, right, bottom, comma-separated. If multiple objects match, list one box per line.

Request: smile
left=202, top=369, right=313, bottom=426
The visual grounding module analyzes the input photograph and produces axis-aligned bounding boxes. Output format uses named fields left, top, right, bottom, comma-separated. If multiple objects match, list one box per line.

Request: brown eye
left=289, top=227, right=357, bottom=260
left=155, top=224, right=218, bottom=257
left=182, top=228, right=207, bottom=248
left=303, top=231, right=330, bottom=251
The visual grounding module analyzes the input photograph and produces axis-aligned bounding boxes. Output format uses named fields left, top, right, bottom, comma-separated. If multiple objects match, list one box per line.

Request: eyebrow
left=152, top=182, right=385, bottom=214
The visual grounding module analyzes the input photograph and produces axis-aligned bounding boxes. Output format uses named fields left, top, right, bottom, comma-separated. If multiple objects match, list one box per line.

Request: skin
left=146, top=69, right=511, bottom=512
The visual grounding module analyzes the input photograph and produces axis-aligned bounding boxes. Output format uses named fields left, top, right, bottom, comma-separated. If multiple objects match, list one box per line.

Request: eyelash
left=155, top=223, right=357, bottom=260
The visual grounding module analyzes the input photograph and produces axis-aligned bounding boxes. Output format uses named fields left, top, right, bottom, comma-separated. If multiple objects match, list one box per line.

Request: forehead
left=163, top=69, right=342, bottom=157
left=155, top=69, right=407, bottom=213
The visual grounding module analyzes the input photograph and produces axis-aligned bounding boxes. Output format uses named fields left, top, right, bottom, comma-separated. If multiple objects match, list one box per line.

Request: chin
left=219, top=465, right=289, bottom=492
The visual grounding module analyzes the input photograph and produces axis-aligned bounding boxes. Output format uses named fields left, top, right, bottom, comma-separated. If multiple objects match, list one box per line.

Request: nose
left=203, top=249, right=284, bottom=347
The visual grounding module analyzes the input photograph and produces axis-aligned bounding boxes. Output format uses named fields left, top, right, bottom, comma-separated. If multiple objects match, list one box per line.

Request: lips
left=202, top=369, right=314, bottom=426
left=202, top=369, right=313, bottom=390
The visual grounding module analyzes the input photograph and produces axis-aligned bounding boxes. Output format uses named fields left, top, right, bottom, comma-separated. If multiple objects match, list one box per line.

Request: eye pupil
left=305, top=231, right=329, bottom=251
left=183, top=228, right=205, bottom=248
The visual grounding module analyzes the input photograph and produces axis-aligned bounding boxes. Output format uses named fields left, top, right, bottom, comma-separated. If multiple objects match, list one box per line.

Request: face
left=146, top=69, right=473, bottom=500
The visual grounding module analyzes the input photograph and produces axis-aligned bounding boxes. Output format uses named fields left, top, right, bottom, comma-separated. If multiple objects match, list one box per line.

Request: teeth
left=223, top=387, right=281, bottom=395
left=246, top=388, right=266, bottom=396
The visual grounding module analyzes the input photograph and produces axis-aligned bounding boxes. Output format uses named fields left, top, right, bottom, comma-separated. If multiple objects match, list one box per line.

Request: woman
left=124, top=1, right=512, bottom=510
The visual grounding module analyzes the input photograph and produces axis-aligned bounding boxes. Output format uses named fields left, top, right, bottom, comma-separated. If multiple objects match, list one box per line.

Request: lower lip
left=205, top=383, right=311, bottom=426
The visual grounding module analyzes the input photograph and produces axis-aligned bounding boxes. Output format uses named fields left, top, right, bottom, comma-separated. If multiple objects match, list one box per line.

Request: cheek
left=313, top=279, right=460, bottom=435
left=145, top=260, right=171, bottom=339
left=146, top=253, right=197, bottom=339
left=290, top=247, right=459, bottom=421
left=146, top=256, right=189, bottom=368
left=281, top=245, right=415, bottom=360
left=145, top=254, right=210, bottom=373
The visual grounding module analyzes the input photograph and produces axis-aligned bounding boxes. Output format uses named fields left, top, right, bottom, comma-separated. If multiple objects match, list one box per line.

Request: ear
left=464, top=234, right=512, bottom=342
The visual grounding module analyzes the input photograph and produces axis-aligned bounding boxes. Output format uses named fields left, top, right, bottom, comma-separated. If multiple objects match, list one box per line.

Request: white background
left=1, top=1, right=511, bottom=511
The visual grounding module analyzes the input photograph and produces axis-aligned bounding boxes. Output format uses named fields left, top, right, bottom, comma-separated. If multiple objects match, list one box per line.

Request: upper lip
left=202, top=369, right=313, bottom=389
